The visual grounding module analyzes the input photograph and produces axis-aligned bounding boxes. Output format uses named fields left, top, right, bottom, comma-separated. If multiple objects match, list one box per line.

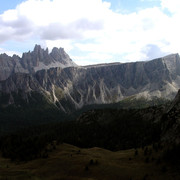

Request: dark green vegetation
left=162, top=144, right=180, bottom=166
left=0, top=91, right=169, bottom=136
left=0, top=105, right=164, bottom=161
left=0, top=91, right=67, bottom=135
left=0, top=94, right=180, bottom=179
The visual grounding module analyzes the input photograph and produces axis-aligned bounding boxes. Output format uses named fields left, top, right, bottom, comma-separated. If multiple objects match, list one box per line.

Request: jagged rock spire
left=0, top=45, right=77, bottom=80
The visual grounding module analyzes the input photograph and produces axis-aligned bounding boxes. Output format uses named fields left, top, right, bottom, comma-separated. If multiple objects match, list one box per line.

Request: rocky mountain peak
left=51, top=47, right=64, bottom=60
left=1, top=51, right=180, bottom=113
left=162, top=53, right=179, bottom=60
left=0, top=45, right=78, bottom=81
left=50, top=47, right=75, bottom=66
left=34, top=44, right=43, bottom=52
left=30, top=44, right=77, bottom=69
left=0, top=53, right=17, bottom=81
left=33, top=45, right=49, bottom=58
left=162, top=53, right=180, bottom=78
left=34, top=44, right=41, bottom=52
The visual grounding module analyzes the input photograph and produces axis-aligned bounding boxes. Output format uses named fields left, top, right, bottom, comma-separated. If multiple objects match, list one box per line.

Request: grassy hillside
left=0, top=143, right=180, bottom=180
left=0, top=107, right=164, bottom=161
left=0, top=104, right=179, bottom=179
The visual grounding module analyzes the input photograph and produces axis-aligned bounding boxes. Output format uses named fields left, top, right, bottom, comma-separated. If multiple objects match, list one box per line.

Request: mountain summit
left=0, top=49, right=180, bottom=112
left=0, top=45, right=77, bottom=81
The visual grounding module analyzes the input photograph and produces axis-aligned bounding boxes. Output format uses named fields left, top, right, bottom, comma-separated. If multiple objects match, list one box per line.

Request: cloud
left=0, top=47, right=22, bottom=57
left=72, top=52, right=113, bottom=66
left=140, top=0, right=159, bottom=2
left=0, top=0, right=180, bottom=65
left=40, top=19, right=103, bottom=40
left=41, top=23, right=82, bottom=40
left=142, top=44, right=168, bottom=60
left=0, top=9, right=34, bottom=43
left=0, top=0, right=106, bottom=43
left=75, top=7, right=171, bottom=58
left=161, top=0, right=180, bottom=13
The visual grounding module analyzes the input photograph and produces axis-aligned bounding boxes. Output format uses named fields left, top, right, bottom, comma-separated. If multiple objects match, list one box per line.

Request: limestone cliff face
left=0, top=53, right=180, bottom=112
left=0, top=54, right=28, bottom=81
left=0, top=45, right=77, bottom=81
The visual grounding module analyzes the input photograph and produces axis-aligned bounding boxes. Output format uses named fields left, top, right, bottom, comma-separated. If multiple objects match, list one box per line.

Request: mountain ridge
left=0, top=49, right=180, bottom=112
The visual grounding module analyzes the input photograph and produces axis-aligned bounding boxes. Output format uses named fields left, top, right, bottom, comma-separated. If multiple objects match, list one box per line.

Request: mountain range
left=1, top=45, right=180, bottom=179
left=0, top=45, right=180, bottom=113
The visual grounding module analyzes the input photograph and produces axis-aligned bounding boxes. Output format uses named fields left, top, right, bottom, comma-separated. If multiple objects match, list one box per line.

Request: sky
left=0, top=0, right=180, bottom=65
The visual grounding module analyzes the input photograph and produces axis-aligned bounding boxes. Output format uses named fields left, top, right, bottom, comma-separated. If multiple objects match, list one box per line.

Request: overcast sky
left=0, top=0, right=180, bottom=65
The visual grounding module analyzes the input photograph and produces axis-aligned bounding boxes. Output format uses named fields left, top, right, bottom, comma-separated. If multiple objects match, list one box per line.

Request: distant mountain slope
left=0, top=48, right=180, bottom=112
left=0, top=45, right=77, bottom=81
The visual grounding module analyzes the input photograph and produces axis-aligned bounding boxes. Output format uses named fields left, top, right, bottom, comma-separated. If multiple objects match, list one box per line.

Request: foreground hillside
left=0, top=143, right=180, bottom=180
left=0, top=90, right=180, bottom=180
left=0, top=106, right=164, bottom=161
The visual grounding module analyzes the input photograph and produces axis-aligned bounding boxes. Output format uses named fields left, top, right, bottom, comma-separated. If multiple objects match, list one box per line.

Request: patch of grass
left=54, top=86, right=64, bottom=100
left=0, top=143, right=179, bottom=180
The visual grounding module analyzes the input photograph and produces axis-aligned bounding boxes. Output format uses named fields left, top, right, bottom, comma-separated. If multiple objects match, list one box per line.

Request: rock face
left=0, top=54, right=28, bottom=81
left=0, top=45, right=77, bottom=81
left=0, top=52, right=180, bottom=112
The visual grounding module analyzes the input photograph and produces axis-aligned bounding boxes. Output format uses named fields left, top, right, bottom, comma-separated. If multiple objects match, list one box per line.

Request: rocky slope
left=0, top=45, right=77, bottom=81
left=0, top=48, right=180, bottom=112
